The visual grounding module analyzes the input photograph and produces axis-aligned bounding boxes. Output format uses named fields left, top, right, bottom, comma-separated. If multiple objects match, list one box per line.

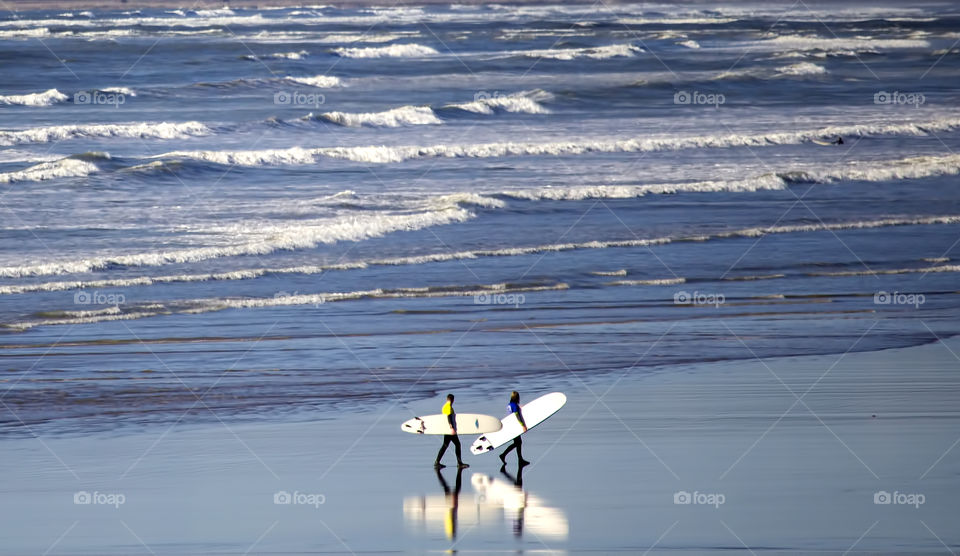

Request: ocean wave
left=445, top=89, right=552, bottom=115
left=501, top=174, right=788, bottom=201
left=0, top=121, right=211, bottom=146
left=776, top=62, right=828, bottom=76
left=677, top=40, right=701, bottom=49
left=246, top=31, right=415, bottom=44
left=507, top=43, right=642, bottom=60
left=101, top=86, right=136, bottom=96
left=245, top=50, right=309, bottom=61
left=589, top=269, right=627, bottom=277
left=333, top=43, right=439, bottom=58
left=779, top=154, right=960, bottom=184
left=6, top=282, right=570, bottom=330
left=283, top=74, right=342, bottom=88
left=0, top=88, right=68, bottom=106
left=3, top=213, right=957, bottom=285
left=607, top=278, right=686, bottom=286
left=0, top=27, right=53, bottom=39
left=760, top=35, right=930, bottom=52
left=317, top=105, right=442, bottom=127
left=0, top=156, right=101, bottom=184
left=0, top=207, right=472, bottom=278
left=716, top=62, right=827, bottom=80
left=155, top=117, right=960, bottom=166
left=618, top=16, right=738, bottom=25
left=808, top=264, right=960, bottom=278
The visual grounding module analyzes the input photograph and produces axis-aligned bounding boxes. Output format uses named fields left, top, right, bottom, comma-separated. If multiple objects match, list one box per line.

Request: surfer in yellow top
left=500, top=391, right=530, bottom=467
left=435, top=394, right=469, bottom=469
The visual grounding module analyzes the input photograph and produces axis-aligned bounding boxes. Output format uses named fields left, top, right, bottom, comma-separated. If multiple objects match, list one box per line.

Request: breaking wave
left=333, top=43, right=439, bottom=58
left=0, top=121, right=211, bottom=146
left=0, top=88, right=68, bottom=106
left=445, top=89, right=552, bottom=115
left=317, top=105, right=442, bottom=127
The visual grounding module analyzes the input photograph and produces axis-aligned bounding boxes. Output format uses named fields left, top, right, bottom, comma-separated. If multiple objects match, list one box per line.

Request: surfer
left=435, top=394, right=469, bottom=469
left=499, top=391, right=530, bottom=467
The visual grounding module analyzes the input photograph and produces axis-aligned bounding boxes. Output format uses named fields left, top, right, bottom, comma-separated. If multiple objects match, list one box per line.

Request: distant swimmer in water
left=813, top=136, right=843, bottom=146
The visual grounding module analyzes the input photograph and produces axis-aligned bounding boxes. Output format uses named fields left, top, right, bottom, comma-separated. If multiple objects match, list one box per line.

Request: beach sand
left=1, top=336, right=957, bottom=554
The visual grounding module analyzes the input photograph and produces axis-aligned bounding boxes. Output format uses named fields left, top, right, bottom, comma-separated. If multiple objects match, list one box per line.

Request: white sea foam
left=8, top=282, right=570, bottom=329
left=157, top=117, right=960, bottom=167
left=761, top=36, right=930, bottom=52
left=501, top=174, right=788, bottom=201
left=0, top=208, right=472, bottom=278
left=333, top=43, right=439, bottom=58
left=607, top=278, right=686, bottom=286
left=677, top=40, right=701, bottom=49
left=0, top=158, right=100, bottom=184
left=0, top=27, right=53, bottom=39
left=776, top=62, right=828, bottom=76
left=318, top=105, right=442, bottom=127
left=0, top=121, right=211, bottom=146
left=284, top=75, right=342, bottom=88
left=619, top=16, right=737, bottom=24
left=446, top=89, right=552, bottom=115
left=589, top=270, right=628, bottom=277
left=247, top=50, right=310, bottom=61
left=100, top=86, right=136, bottom=96
left=809, top=264, right=960, bottom=278
left=0, top=89, right=68, bottom=106
left=507, top=43, right=642, bottom=60
left=273, top=50, right=309, bottom=59
left=780, top=153, right=960, bottom=184
left=4, top=215, right=959, bottom=291
left=192, top=8, right=235, bottom=17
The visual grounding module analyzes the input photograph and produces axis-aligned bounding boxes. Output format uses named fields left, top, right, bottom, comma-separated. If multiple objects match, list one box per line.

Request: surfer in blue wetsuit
left=500, top=391, right=530, bottom=467
left=435, top=394, right=469, bottom=469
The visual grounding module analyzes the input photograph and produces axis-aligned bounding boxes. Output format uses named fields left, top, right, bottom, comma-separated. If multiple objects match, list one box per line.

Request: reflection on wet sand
left=403, top=465, right=568, bottom=542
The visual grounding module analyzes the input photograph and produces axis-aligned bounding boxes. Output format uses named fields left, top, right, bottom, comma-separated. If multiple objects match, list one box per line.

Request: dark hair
left=447, top=394, right=454, bottom=401
left=510, top=391, right=520, bottom=404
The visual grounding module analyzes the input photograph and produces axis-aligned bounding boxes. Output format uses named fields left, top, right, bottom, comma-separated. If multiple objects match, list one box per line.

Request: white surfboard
left=402, top=413, right=502, bottom=435
left=470, top=392, right=566, bottom=455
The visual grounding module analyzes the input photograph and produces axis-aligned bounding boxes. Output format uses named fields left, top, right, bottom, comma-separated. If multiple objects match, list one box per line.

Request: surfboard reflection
left=402, top=466, right=568, bottom=542
left=472, top=468, right=569, bottom=540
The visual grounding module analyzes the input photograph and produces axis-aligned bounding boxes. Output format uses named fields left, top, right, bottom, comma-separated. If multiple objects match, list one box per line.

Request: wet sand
left=1, top=336, right=958, bottom=554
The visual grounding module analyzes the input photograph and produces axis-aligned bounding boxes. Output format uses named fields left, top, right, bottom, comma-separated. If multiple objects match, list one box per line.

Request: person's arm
left=515, top=406, right=527, bottom=432
left=448, top=412, right=457, bottom=434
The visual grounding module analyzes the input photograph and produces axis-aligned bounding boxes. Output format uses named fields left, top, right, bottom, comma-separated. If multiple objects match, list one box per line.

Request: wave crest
left=318, top=105, right=442, bottom=127
left=0, top=121, right=211, bottom=146
left=0, top=88, right=68, bottom=106
left=333, top=43, right=439, bottom=58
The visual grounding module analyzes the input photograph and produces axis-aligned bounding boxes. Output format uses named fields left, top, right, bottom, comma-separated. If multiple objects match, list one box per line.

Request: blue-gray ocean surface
left=1, top=1, right=959, bottom=435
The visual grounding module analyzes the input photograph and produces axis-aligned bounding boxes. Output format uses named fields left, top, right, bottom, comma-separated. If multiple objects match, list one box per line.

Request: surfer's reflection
left=402, top=466, right=470, bottom=541
left=499, top=465, right=525, bottom=537
left=436, top=466, right=463, bottom=540
left=403, top=466, right=567, bottom=542
left=471, top=469, right=568, bottom=541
